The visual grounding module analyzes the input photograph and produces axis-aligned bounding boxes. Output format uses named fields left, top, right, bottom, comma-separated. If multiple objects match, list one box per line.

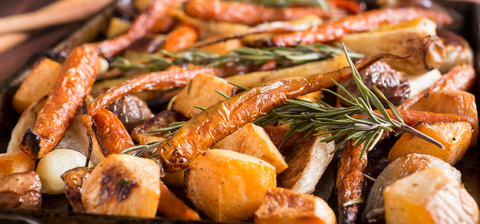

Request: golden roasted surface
left=81, top=154, right=160, bottom=218
left=185, top=149, right=276, bottom=222
left=253, top=187, right=336, bottom=224
left=384, top=168, right=479, bottom=224
left=60, top=167, right=93, bottom=212
left=0, top=171, right=42, bottom=209
left=0, top=152, right=35, bottom=178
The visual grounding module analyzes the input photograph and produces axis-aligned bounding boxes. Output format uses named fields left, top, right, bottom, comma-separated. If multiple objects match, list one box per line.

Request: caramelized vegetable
left=19, top=45, right=100, bottom=159
left=164, top=24, right=198, bottom=51
left=156, top=51, right=428, bottom=172
left=0, top=171, right=42, bottom=209
left=158, top=180, right=201, bottom=221
left=0, top=152, right=35, bottom=178
left=106, top=94, right=154, bottom=132
left=269, top=7, right=452, bottom=47
left=61, top=167, right=93, bottom=212
left=253, top=188, right=336, bottom=224
left=131, top=110, right=185, bottom=142
left=82, top=154, right=161, bottom=218
left=185, top=149, right=276, bottom=222
left=88, top=67, right=245, bottom=116
left=94, top=108, right=135, bottom=155
left=264, top=125, right=304, bottom=153
left=437, top=29, right=474, bottom=73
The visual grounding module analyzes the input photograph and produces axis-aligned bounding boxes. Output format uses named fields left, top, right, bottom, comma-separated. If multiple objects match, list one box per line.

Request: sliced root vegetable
left=36, top=149, right=92, bottom=195
left=185, top=149, right=276, bottom=222
left=12, top=58, right=62, bottom=113
left=0, top=171, right=42, bottom=209
left=409, top=90, right=478, bottom=147
left=213, top=123, right=288, bottom=174
left=278, top=134, right=334, bottom=194
left=82, top=154, right=160, bottom=218
left=173, top=73, right=236, bottom=119
left=60, top=166, right=93, bottom=212
left=158, top=180, right=200, bottom=221
left=0, top=152, right=35, bottom=178
left=253, top=187, right=336, bottom=224
left=94, top=108, right=135, bottom=155
left=384, top=167, right=479, bottom=224
left=388, top=121, right=473, bottom=165
left=7, top=97, right=46, bottom=153
left=364, top=153, right=461, bottom=222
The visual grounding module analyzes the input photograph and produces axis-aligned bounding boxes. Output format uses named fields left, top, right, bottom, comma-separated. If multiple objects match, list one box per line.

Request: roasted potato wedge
left=254, top=187, right=336, bottom=224
left=185, top=149, right=276, bottom=222
left=388, top=121, right=473, bottom=165
left=82, top=154, right=161, bottom=218
left=409, top=90, right=478, bottom=147
left=173, top=73, right=236, bottom=119
left=12, top=58, right=62, bottom=113
left=60, top=166, right=93, bottom=212
left=278, top=134, right=334, bottom=195
left=364, top=153, right=461, bottom=221
left=0, top=152, right=35, bottom=178
left=213, top=123, right=288, bottom=174
left=384, top=167, right=479, bottom=224
left=0, top=171, right=42, bottom=209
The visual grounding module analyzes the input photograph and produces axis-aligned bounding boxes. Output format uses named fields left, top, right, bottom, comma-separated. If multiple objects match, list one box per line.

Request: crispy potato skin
left=12, top=58, right=62, bottom=113
left=0, top=152, right=35, bottom=178
left=399, top=65, right=476, bottom=109
left=382, top=109, right=474, bottom=127
left=270, top=7, right=452, bottom=47
left=158, top=180, right=200, bottom=221
left=94, top=108, right=135, bottom=155
left=60, top=167, right=93, bottom=212
left=185, top=149, right=276, bottom=222
left=164, top=24, right=198, bottom=51
left=19, top=45, right=100, bottom=159
left=254, top=188, right=336, bottom=224
left=81, top=154, right=160, bottom=218
left=336, top=142, right=367, bottom=224
left=0, top=171, right=42, bottom=209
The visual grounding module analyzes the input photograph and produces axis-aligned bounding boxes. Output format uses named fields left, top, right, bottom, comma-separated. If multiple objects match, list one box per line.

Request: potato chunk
left=12, top=58, right=62, bottom=113
left=409, top=90, right=478, bottom=146
left=388, top=121, right=472, bottom=165
left=106, top=17, right=132, bottom=39
left=0, top=152, right=35, bottom=178
left=254, top=188, right=336, bottom=224
left=0, top=171, right=42, bottom=209
left=185, top=149, right=276, bottom=222
left=213, top=123, right=288, bottom=173
left=82, top=154, right=160, bottom=218
left=173, top=73, right=236, bottom=119
left=384, top=168, right=479, bottom=224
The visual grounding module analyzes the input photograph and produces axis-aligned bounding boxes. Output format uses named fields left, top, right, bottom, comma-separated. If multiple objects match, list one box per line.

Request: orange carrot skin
left=383, top=109, right=474, bottom=127
left=271, top=7, right=452, bottom=47
left=330, top=0, right=364, bottom=14
left=158, top=181, right=201, bottom=220
left=336, top=142, right=366, bottom=224
left=20, top=45, right=100, bottom=158
left=87, top=66, right=245, bottom=116
left=150, top=15, right=177, bottom=34
left=94, top=109, right=134, bottom=155
left=399, top=65, right=476, bottom=110
left=164, top=24, right=198, bottom=51
left=184, top=0, right=333, bottom=25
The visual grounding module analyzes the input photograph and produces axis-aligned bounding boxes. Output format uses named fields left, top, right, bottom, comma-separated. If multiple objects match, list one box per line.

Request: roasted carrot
left=399, top=65, right=476, bottom=110
left=87, top=66, right=246, bottom=116
left=382, top=109, right=474, bottom=127
left=156, top=51, right=419, bottom=172
left=184, top=0, right=333, bottom=25
left=269, top=7, right=452, bottom=47
left=94, top=108, right=135, bottom=155
left=336, top=142, right=367, bottom=224
left=164, top=24, right=198, bottom=51
left=19, top=45, right=100, bottom=158
left=150, top=15, right=177, bottom=34
left=158, top=180, right=201, bottom=220
left=330, top=0, right=364, bottom=14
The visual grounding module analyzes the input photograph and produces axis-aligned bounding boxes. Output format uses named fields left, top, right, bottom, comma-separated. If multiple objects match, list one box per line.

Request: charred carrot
left=164, top=24, right=198, bottom=51
left=158, top=180, right=201, bottom=220
left=399, top=65, right=476, bottom=110
left=184, top=0, right=333, bottom=25
left=87, top=66, right=245, bottom=116
left=336, top=142, right=366, bottom=224
left=270, top=7, right=452, bottom=47
left=156, top=51, right=418, bottom=172
left=20, top=45, right=100, bottom=158
left=94, top=109, right=135, bottom=155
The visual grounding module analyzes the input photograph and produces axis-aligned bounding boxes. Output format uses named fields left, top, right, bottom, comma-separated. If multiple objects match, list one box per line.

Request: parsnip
left=403, top=69, right=441, bottom=98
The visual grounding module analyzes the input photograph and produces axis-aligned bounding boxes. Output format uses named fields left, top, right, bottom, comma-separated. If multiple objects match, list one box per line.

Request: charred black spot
left=20, top=128, right=41, bottom=156
left=99, top=166, right=138, bottom=203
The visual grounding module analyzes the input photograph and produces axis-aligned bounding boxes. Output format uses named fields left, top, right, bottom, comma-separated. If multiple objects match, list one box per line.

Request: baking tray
left=0, top=1, right=479, bottom=223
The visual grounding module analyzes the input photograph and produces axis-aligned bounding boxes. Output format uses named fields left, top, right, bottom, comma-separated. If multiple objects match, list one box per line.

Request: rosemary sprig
left=255, top=43, right=444, bottom=159
left=119, top=140, right=163, bottom=158
left=110, top=44, right=363, bottom=72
